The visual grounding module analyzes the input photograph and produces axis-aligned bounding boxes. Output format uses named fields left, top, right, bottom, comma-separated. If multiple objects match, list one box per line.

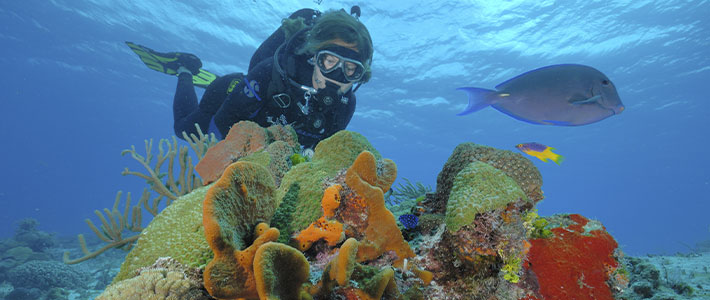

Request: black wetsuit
left=173, top=9, right=357, bottom=148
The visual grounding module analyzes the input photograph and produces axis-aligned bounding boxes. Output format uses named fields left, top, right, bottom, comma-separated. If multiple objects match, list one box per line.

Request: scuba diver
left=127, top=7, right=373, bottom=149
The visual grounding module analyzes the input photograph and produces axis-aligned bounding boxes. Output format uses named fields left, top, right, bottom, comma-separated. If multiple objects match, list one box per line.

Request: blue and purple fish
left=457, top=64, right=624, bottom=126
left=398, top=214, right=419, bottom=230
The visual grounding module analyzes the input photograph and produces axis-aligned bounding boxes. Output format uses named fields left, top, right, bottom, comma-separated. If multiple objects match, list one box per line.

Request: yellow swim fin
left=126, top=41, right=217, bottom=88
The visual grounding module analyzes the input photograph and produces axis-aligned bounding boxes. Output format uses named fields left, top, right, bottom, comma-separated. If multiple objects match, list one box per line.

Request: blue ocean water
left=0, top=0, right=707, bottom=257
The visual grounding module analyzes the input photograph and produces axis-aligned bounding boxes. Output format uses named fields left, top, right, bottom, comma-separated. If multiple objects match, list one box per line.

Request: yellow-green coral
left=524, top=209, right=553, bottom=239
left=500, top=255, right=522, bottom=283
left=274, top=130, right=380, bottom=235
left=445, top=161, right=529, bottom=232
left=112, top=186, right=213, bottom=283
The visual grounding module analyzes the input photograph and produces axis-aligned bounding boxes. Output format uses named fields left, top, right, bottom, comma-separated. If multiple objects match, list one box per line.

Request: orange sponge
left=345, top=151, right=414, bottom=267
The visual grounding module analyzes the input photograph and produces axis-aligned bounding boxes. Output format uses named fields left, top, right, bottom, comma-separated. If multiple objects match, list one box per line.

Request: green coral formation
left=524, top=210, right=553, bottom=239
left=275, top=130, right=380, bottom=234
left=112, top=186, right=213, bottom=283
left=271, top=183, right=301, bottom=244
left=500, top=255, right=522, bottom=283
left=290, top=153, right=307, bottom=166
left=445, top=161, right=529, bottom=233
left=240, top=140, right=297, bottom=187
left=432, top=142, right=543, bottom=214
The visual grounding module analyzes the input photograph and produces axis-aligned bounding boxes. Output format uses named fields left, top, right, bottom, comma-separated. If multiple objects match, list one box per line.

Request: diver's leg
left=173, top=73, right=212, bottom=137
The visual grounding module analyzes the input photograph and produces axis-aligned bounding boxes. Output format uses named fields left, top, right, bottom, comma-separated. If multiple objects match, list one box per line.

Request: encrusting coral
left=523, top=214, right=626, bottom=300
left=202, top=160, right=280, bottom=299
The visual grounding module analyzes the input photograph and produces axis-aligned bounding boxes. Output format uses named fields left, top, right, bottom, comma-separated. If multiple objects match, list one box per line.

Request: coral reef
left=13, top=218, right=55, bottom=252
left=240, top=140, right=297, bottom=187
left=112, top=186, right=213, bottom=282
left=444, top=161, right=530, bottom=232
left=274, top=130, right=380, bottom=238
left=196, top=121, right=298, bottom=184
left=92, top=124, right=642, bottom=300
left=426, top=142, right=543, bottom=214
left=97, top=257, right=210, bottom=300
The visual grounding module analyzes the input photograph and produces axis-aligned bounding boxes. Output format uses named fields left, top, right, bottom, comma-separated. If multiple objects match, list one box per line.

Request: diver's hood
left=274, top=28, right=363, bottom=95
left=273, top=28, right=316, bottom=94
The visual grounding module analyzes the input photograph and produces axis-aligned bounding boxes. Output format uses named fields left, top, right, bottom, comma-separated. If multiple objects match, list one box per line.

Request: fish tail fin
left=456, top=87, right=497, bottom=116
left=545, top=148, right=565, bottom=165
left=552, top=154, right=565, bottom=165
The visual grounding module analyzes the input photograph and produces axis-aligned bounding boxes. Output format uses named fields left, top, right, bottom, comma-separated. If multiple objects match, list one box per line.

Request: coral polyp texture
left=428, top=142, right=543, bottom=214
left=97, top=257, right=208, bottom=300
left=112, top=186, right=213, bottom=283
left=444, top=161, right=530, bottom=232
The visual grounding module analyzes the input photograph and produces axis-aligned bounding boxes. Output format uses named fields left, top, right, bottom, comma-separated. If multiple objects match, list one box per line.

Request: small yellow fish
left=516, top=142, right=565, bottom=165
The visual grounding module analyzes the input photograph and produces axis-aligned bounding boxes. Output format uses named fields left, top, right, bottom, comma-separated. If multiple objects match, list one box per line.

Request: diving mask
left=312, top=47, right=366, bottom=83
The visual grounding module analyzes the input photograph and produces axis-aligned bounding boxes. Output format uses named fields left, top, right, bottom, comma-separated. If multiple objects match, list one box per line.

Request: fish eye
left=601, top=80, right=610, bottom=85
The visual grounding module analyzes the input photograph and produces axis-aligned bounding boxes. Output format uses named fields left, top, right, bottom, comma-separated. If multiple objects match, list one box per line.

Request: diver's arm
left=212, top=80, right=265, bottom=136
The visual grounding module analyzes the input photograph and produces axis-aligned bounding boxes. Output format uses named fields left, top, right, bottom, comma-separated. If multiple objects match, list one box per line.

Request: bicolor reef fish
left=516, top=142, right=565, bottom=165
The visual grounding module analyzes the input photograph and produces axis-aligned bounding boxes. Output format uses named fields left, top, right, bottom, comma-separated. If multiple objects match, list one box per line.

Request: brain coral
left=113, top=186, right=213, bottom=283
left=445, top=161, right=529, bottom=232
left=274, top=130, right=380, bottom=236
left=97, top=257, right=208, bottom=300
left=431, top=142, right=543, bottom=214
left=8, top=260, right=87, bottom=290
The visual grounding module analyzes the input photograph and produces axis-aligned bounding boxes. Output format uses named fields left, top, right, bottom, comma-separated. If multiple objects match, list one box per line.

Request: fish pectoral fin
left=569, top=94, right=601, bottom=105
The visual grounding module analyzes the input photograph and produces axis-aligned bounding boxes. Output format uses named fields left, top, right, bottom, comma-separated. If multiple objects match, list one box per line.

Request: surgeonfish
left=457, top=64, right=624, bottom=126
left=516, top=142, right=565, bottom=165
